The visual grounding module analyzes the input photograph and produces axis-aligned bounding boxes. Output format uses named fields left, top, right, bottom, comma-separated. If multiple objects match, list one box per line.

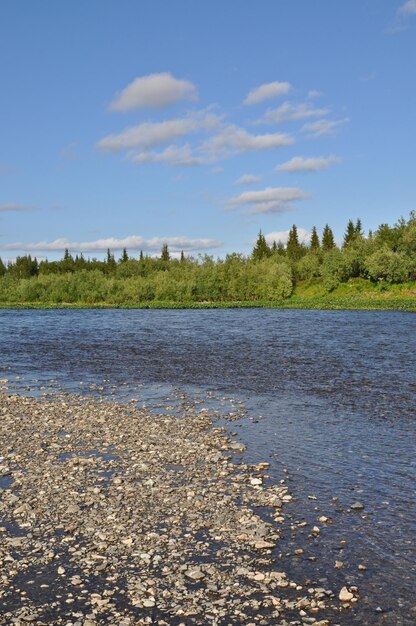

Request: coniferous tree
left=161, top=243, right=170, bottom=262
left=0, top=257, right=6, bottom=276
left=120, top=248, right=129, bottom=263
left=252, top=231, right=271, bottom=261
left=139, top=250, right=144, bottom=261
left=286, top=225, right=301, bottom=260
left=343, top=219, right=356, bottom=247
left=106, top=248, right=116, bottom=274
left=322, top=224, right=335, bottom=251
left=310, top=226, right=320, bottom=251
left=180, top=250, right=185, bottom=263
left=355, top=218, right=363, bottom=237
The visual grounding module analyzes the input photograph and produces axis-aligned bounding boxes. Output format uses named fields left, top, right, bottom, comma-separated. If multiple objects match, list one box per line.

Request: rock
left=250, top=478, right=263, bottom=486
left=185, top=568, right=205, bottom=581
left=351, top=502, right=364, bottom=511
left=339, top=586, right=354, bottom=602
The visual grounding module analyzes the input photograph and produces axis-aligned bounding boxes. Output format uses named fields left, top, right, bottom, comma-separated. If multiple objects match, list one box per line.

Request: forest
left=0, top=214, right=415, bottom=308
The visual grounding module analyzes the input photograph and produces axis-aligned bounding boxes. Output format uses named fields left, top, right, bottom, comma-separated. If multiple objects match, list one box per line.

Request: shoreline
left=0, top=297, right=415, bottom=312
left=0, top=391, right=358, bottom=625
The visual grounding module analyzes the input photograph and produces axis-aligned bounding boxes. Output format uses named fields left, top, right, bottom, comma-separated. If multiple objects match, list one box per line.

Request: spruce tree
left=120, top=248, right=129, bottom=263
left=252, top=231, right=270, bottom=261
left=355, top=218, right=363, bottom=237
left=343, top=219, right=356, bottom=247
left=0, top=257, right=6, bottom=276
left=286, top=225, right=301, bottom=260
left=180, top=250, right=185, bottom=262
left=161, top=243, right=170, bottom=262
left=106, top=248, right=116, bottom=273
left=322, top=224, right=335, bottom=251
left=310, top=226, right=320, bottom=251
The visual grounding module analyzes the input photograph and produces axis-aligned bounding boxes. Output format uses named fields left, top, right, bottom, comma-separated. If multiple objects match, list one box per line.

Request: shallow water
left=0, top=308, right=415, bottom=624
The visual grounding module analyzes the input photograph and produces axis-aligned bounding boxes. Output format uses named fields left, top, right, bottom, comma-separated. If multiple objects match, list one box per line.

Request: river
left=0, top=308, right=415, bottom=625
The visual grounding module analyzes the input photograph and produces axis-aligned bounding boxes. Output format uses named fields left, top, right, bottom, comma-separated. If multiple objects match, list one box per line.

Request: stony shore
left=0, top=392, right=358, bottom=625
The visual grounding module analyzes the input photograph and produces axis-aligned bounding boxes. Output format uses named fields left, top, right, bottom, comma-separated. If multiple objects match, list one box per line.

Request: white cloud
left=303, top=118, right=349, bottom=138
left=234, top=174, right=262, bottom=185
left=4, top=235, right=222, bottom=254
left=399, top=0, right=416, bottom=14
left=132, top=144, right=203, bottom=167
left=97, top=112, right=221, bottom=153
left=201, top=125, right=294, bottom=160
left=265, top=228, right=311, bottom=245
left=276, top=155, right=339, bottom=173
left=109, top=72, right=198, bottom=111
left=259, top=101, right=330, bottom=124
left=0, top=203, right=33, bottom=212
left=226, top=186, right=309, bottom=215
left=244, top=81, right=292, bottom=105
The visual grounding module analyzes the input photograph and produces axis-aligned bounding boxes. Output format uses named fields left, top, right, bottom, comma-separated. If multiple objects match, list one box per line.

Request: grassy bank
left=1, top=280, right=415, bottom=311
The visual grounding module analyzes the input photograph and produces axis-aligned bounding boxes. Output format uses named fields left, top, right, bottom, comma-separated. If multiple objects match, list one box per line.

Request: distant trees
left=1, top=214, right=415, bottom=304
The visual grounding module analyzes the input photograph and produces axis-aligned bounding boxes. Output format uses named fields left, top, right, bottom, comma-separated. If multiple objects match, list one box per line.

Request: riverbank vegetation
left=1, top=214, right=415, bottom=310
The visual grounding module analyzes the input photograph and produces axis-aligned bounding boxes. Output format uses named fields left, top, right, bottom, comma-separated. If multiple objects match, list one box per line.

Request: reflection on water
left=0, top=308, right=415, bottom=625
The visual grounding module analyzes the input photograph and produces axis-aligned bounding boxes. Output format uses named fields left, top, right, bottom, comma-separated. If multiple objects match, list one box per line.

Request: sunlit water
left=0, top=309, right=415, bottom=625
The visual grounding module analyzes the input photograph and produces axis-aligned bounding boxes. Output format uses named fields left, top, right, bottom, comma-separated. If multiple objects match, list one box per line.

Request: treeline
left=0, top=214, right=415, bottom=304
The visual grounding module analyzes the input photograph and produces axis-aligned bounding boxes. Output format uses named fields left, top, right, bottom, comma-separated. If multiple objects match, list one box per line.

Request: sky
left=1, top=0, right=415, bottom=261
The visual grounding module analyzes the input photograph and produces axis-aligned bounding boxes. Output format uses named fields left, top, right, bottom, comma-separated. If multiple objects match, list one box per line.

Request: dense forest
left=0, top=214, right=415, bottom=306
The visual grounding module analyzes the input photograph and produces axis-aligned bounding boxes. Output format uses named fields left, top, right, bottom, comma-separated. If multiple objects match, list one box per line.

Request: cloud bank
left=3, top=235, right=222, bottom=254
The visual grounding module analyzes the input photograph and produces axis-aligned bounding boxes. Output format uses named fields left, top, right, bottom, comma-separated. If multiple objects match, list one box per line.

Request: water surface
left=0, top=309, right=415, bottom=625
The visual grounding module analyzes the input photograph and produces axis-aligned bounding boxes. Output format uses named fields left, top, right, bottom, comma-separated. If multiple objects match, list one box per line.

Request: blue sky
left=1, top=0, right=415, bottom=261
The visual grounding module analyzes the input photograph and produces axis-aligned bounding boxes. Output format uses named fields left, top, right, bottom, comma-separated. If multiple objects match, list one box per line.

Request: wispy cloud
left=398, top=0, right=416, bottom=15
left=244, top=81, right=292, bottom=105
left=200, top=125, right=294, bottom=160
left=97, top=112, right=221, bottom=153
left=387, top=2, right=416, bottom=32
left=276, top=155, right=339, bottom=173
left=109, top=72, right=198, bottom=111
left=234, top=174, right=262, bottom=185
left=226, top=186, right=309, bottom=214
left=265, top=228, right=311, bottom=245
left=302, top=118, right=349, bottom=138
left=258, top=101, right=330, bottom=124
left=132, top=144, right=203, bottom=167
left=4, top=235, right=222, bottom=254
left=307, top=90, right=323, bottom=100
left=0, top=203, right=33, bottom=213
